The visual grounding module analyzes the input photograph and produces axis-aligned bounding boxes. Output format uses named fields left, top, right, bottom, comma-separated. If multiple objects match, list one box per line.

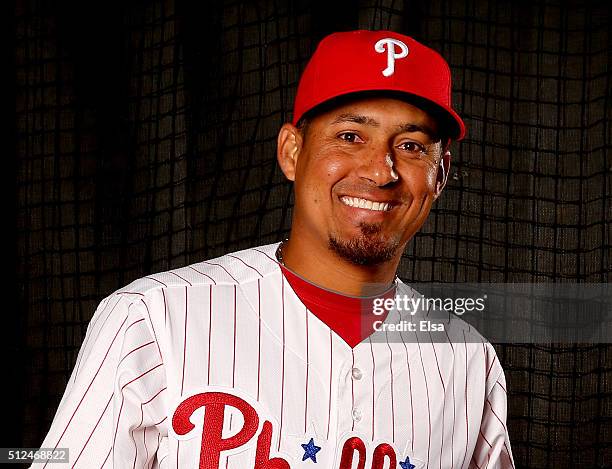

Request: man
left=33, top=30, right=513, bottom=468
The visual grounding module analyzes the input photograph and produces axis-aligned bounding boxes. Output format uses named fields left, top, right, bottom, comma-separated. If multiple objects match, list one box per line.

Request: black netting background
left=14, top=0, right=611, bottom=467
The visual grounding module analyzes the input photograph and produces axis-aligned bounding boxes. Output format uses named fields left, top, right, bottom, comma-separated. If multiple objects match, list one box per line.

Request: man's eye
left=398, top=141, right=426, bottom=154
left=338, top=132, right=363, bottom=143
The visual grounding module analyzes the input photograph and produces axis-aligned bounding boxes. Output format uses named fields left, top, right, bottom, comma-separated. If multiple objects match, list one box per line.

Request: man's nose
left=356, top=149, right=398, bottom=186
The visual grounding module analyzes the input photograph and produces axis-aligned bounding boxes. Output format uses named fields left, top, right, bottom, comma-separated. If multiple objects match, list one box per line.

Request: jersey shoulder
left=395, top=280, right=506, bottom=393
left=115, top=242, right=281, bottom=298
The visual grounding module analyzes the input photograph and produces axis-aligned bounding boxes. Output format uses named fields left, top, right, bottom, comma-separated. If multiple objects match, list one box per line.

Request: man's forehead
left=320, top=97, right=441, bottom=139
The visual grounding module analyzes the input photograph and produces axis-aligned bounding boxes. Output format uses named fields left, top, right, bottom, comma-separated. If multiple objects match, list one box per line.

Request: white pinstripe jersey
left=33, top=243, right=514, bottom=469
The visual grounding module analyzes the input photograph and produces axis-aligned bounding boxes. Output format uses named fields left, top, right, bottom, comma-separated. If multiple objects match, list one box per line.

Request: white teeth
left=340, top=197, right=391, bottom=211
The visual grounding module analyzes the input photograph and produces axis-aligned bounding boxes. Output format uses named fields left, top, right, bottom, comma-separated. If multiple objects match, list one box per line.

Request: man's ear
left=277, top=123, right=303, bottom=182
left=434, top=144, right=452, bottom=199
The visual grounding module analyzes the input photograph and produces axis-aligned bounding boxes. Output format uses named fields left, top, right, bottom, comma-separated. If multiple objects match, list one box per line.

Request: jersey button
left=352, top=408, right=362, bottom=422
left=351, top=367, right=363, bottom=380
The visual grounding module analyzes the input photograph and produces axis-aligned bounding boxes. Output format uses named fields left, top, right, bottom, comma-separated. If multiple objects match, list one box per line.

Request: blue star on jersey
left=301, top=438, right=322, bottom=463
left=399, top=456, right=416, bottom=469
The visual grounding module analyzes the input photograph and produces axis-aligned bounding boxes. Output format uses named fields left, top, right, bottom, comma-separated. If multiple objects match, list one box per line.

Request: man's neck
left=279, top=236, right=400, bottom=297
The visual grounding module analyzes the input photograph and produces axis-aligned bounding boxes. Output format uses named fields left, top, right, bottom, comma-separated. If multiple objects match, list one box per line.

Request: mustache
left=334, top=181, right=408, bottom=202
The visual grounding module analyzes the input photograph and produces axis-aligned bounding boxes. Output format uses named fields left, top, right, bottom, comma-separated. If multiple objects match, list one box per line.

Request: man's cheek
left=314, top=152, right=352, bottom=177
left=426, top=170, right=438, bottom=191
left=295, top=183, right=328, bottom=214
left=422, top=164, right=440, bottom=192
left=401, top=168, right=438, bottom=195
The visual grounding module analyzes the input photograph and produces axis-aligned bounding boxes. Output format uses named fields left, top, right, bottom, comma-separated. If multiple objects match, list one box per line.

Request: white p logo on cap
left=374, top=38, right=409, bottom=77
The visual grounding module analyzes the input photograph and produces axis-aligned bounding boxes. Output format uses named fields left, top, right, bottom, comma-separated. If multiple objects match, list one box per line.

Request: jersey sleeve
left=470, top=349, right=515, bottom=469
left=31, top=292, right=168, bottom=469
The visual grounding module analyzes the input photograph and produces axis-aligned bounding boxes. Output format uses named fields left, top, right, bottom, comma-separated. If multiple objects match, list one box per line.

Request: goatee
left=329, top=223, right=399, bottom=265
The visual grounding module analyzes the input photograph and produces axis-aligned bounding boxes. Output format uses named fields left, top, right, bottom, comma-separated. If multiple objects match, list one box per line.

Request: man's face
left=283, top=96, right=446, bottom=266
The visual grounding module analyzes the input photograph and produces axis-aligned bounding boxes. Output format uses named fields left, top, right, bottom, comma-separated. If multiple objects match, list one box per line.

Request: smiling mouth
left=340, top=196, right=392, bottom=212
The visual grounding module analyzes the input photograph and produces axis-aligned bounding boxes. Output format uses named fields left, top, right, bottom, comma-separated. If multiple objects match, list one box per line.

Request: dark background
left=14, top=0, right=611, bottom=467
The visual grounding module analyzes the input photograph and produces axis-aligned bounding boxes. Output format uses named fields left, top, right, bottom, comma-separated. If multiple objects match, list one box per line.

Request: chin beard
left=329, top=223, right=400, bottom=266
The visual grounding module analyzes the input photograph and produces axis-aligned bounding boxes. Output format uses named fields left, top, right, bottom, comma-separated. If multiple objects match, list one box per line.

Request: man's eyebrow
left=398, top=124, right=440, bottom=141
left=398, top=123, right=439, bottom=141
left=330, top=115, right=439, bottom=140
left=330, top=113, right=380, bottom=127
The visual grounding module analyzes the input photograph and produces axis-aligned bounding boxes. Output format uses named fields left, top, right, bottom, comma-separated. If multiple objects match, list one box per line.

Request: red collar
left=279, top=264, right=394, bottom=348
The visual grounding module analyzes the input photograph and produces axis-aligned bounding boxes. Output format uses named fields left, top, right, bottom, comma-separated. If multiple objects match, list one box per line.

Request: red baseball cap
left=293, top=30, right=466, bottom=141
